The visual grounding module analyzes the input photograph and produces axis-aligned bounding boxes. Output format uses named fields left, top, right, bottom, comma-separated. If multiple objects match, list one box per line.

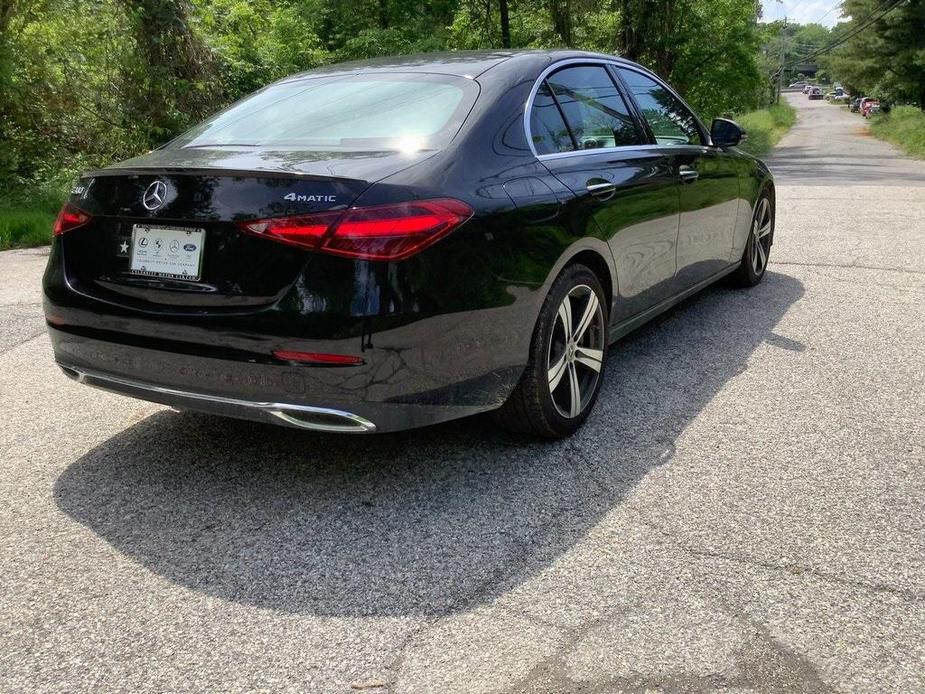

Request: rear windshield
left=169, top=72, right=479, bottom=152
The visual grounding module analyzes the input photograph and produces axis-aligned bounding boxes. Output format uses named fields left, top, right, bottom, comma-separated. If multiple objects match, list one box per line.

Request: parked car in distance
left=850, top=97, right=864, bottom=112
left=802, top=85, right=813, bottom=94
left=830, top=93, right=851, bottom=104
left=43, top=49, right=775, bottom=438
left=789, top=81, right=807, bottom=88
left=863, top=100, right=881, bottom=118
left=858, top=97, right=877, bottom=115
left=809, top=87, right=823, bottom=100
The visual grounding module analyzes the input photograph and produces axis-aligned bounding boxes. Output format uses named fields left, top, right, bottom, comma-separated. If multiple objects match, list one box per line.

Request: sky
left=760, top=0, right=844, bottom=27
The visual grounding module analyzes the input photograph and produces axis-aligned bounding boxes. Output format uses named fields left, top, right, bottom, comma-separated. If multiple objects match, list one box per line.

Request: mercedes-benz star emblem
left=142, top=180, right=168, bottom=211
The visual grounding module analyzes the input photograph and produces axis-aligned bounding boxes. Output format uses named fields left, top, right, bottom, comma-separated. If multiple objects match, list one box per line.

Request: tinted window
left=616, top=68, right=702, bottom=146
left=546, top=66, right=644, bottom=150
left=529, top=82, right=575, bottom=154
left=170, top=73, right=478, bottom=151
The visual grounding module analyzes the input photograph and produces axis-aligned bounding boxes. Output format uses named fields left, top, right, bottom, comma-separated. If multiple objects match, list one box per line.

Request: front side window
left=616, top=68, right=703, bottom=146
left=169, top=72, right=479, bottom=152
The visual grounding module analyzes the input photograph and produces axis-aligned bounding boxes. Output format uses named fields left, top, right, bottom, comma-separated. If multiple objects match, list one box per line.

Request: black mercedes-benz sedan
left=43, top=50, right=775, bottom=437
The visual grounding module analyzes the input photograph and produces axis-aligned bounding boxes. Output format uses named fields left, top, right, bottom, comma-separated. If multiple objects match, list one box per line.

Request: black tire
left=730, top=190, right=774, bottom=288
left=494, top=264, right=609, bottom=438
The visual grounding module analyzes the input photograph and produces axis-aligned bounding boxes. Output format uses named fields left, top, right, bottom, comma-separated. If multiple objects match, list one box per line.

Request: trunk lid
left=63, top=147, right=435, bottom=311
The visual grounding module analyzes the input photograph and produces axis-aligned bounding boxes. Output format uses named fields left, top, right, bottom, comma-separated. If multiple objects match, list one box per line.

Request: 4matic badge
left=283, top=193, right=337, bottom=203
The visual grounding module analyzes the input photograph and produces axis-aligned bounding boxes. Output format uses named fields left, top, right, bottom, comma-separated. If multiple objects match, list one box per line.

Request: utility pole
left=777, top=16, right=787, bottom=104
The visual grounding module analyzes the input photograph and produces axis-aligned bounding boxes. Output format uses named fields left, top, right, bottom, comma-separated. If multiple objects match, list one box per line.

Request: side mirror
left=711, top=118, right=747, bottom=147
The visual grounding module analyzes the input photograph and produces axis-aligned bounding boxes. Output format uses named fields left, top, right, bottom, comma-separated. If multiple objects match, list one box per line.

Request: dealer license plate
left=130, top=225, right=205, bottom=281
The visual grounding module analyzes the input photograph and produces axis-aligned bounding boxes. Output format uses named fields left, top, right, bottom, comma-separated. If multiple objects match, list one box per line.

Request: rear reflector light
left=53, top=203, right=91, bottom=236
left=239, top=198, right=473, bottom=261
left=273, top=350, right=364, bottom=365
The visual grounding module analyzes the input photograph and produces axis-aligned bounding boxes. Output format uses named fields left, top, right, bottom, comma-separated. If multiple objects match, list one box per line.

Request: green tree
left=822, top=0, right=925, bottom=108
left=0, top=0, right=776, bottom=200
left=117, top=0, right=221, bottom=142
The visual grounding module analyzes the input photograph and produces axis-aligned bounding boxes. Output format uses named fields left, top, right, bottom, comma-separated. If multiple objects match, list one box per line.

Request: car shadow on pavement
left=54, top=271, right=804, bottom=617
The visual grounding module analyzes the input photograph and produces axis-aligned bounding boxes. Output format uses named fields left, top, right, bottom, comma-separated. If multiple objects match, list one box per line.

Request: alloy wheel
left=546, top=284, right=606, bottom=419
left=751, top=197, right=772, bottom=276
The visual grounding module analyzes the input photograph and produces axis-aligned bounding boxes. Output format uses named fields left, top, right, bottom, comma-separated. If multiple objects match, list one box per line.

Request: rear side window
left=616, top=68, right=703, bottom=146
left=529, top=65, right=644, bottom=155
left=529, top=82, right=575, bottom=154
left=546, top=66, right=644, bottom=149
left=170, top=72, right=479, bottom=152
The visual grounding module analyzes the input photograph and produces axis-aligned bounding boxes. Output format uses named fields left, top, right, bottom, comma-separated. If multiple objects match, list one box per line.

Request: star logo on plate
left=119, top=241, right=129, bottom=254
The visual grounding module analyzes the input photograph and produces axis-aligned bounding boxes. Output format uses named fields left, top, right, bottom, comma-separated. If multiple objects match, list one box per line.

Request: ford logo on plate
left=183, top=243, right=197, bottom=252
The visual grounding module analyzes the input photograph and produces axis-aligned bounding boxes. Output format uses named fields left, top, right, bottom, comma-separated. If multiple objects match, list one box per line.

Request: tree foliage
left=820, top=0, right=925, bottom=108
left=0, top=0, right=771, bottom=196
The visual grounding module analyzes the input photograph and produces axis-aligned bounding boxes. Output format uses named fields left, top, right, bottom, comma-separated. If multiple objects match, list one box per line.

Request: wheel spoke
left=567, top=363, right=581, bottom=418
left=558, top=298, right=573, bottom=342
left=756, top=238, right=767, bottom=269
left=757, top=221, right=772, bottom=239
left=574, top=346, right=603, bottom=372
left=758, top=198, right=769, bottom=227
left=573, top=293, right=600, bottom=344
left=547, top=353, right=567, bottom=391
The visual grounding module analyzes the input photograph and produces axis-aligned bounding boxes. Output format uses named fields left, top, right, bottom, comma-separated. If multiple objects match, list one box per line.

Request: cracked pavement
left=1, top=93, right=923, bottom=692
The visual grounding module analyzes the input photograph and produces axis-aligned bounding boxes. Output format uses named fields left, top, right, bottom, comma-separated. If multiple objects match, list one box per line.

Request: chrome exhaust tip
left=269, top=407, right=376, bottom=433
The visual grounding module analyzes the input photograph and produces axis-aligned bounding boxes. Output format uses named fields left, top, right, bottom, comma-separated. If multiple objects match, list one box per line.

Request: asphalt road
left=1, top=93, right=923, bottom=692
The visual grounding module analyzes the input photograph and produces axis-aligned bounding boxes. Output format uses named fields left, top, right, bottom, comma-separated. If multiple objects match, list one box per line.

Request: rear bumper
left=42, top=223, right=543, bottom=432
left=59, top=364, right=379, bottom=432
left=48, top=325, right=522, bottom=433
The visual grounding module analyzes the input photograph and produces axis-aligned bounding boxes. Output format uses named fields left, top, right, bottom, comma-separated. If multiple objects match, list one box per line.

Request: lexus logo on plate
left=142, top=180, right=168, bottom=210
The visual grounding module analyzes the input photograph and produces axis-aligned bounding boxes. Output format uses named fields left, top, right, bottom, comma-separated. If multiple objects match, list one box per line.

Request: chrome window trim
left=523, top=57, right=711, bottom=160
left=535, top=143, right=700, bottom=162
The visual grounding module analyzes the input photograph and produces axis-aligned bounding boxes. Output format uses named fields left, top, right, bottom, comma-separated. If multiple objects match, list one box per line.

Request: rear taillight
left=53, top=203, right=91, bottom=236
left=239, top=198, right=473, bottom=261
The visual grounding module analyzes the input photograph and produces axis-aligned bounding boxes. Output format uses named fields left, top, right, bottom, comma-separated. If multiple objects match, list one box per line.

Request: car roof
left=282, top=49, right=644, bottom=82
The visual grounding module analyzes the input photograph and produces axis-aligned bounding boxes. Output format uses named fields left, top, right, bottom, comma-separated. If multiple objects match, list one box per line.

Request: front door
left=614, top=67, right=739, bottom=287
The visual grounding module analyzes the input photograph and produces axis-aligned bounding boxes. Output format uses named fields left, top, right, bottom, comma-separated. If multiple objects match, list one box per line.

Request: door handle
left=586, top=181, right=617, bottom=200
left=678, top=166, right=699, bottom=183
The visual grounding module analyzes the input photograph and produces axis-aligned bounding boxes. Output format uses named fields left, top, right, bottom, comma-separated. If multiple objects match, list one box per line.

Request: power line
left=786, top=0, right=904, bottom=66
left=806, top=0, right=901, bottom=58
left=815, top=1, right=844, bottom=24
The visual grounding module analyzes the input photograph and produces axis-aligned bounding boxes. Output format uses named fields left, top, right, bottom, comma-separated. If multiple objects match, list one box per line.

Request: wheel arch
left=540, top=239, right=617, bottom=321
left=568, top=249, right=614, bottom=315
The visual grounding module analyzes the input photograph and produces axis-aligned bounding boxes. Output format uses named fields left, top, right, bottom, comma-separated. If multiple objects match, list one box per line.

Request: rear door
left=529, top=63, right=681, bottom=323
left=614, top=67, right=740, bottom=288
